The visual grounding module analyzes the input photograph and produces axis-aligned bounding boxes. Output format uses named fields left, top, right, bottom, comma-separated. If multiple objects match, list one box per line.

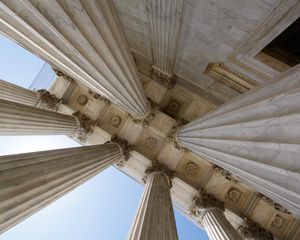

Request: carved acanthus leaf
left=144, top=160, right=175, bottom=185
left=212, top=165, right=239, bottom=184
left=36, top=89, right=62, bottom=110
left=88, top=90, right=111, bottom=104
left=128, top=98, right=156, bottom=127
left=256, top=193, right=291, bottom=214
left=53, top=69, right=73, bottom=82
left=237, top=218, right=273, bottom=240
left=73, top=111, right=98, bottom=142
left=110, top=134, right=135, bottom=167
left=151, top=68, right=176, bottom=89
left=167, top=118, right=189, bottom=152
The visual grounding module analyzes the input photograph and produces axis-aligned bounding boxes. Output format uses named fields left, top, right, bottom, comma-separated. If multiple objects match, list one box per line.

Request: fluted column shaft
left=201, top=208, right=242, bottom=240
left=0, top=99, right=77, bottom=135
left=0, top=143, right=121, bottom=233
left=147, top=0, right=185, bottom=76
left=178, top=72, right=300, bottom=216
left=0, top=80, right=38, bottom=106
left=0, top=0, right=149, bottom=117
left=128, top=171, right=178, bottom=240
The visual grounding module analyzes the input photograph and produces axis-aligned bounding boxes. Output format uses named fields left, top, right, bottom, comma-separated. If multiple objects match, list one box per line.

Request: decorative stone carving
left=53, top=69, right=73, bottom=82
left=110, top=115, right=122, bottom=127
left=212, top=165, right=239, bottom=184
left=144, top=160, right=175, bottom=184
left=185, top=162, right=198, bottom=175
left=128, top=98, right=156, bottom=127
left=204, top=63, right=257, bottom=93
left=238, top=218, right=273, bottom=240
left=145, top=137, right=158, bottom=149
left=36, top=89, right=62, bottom=110
left=76, top=94, right=88, bottom=105
left=110, top=134, right=135, bottom=167
left=271, top=215, right=284, bottom=229
left=227, top=188, right=241, bottom=203
left=256, top=193, right=291, bottom=214
left=167, top=119, right=189, bottom=151
left=192, top=189, right=224, bottom=213
left=151, top=68, right=176, bottom=89
left=73, top=111, right=97, bottom=142
left=88, top=90, right=111, bottom=104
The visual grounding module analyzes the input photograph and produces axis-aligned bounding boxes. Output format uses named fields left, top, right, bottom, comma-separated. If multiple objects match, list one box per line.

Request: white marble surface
left=178, top=72, right=300, bottom=217
left=0, top=0, right=149, bottom=117
left=0, top=143, right=121, bottom=233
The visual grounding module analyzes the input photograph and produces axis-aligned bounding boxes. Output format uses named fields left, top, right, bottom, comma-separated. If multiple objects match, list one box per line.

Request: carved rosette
left=212, top=165, right=239, bottom=184
left=88, top=90, right=111, bottom=104
left=110, top=134, right=135, bottom=167
left=53, top=69, right=73, bottom=82
left=73, top=111, right=97, bottom=142
left=167, top=119, right=189, bottom=152
left=256, top=193, right=291, bottom=214
left=36, top=89, right=62, bottom=110
left=189, top=189, right=224, bottom=221
left=237, top=218, right=273, bottom=240
left=151, top=68, right=176, bottom=89
left=128, top=99, right=156, bottom=127
left=144, top=160, right=175, bottom=186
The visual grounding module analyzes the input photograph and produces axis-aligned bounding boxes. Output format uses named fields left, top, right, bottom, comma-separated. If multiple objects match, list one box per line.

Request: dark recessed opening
left=261, top=17, right=300, bottom=67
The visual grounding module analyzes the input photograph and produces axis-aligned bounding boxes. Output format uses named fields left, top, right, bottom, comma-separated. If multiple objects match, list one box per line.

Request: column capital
left=151, top=67, right=176, bottom=89
left=128, top=98, right=156, bottom=127
left=73, top=111, right=98, bottom=142
left=36, top=89, right=62, bottom=110
left=53, top=69, right=73, bottom=82
left=144, top=160, right=175, bottom=185
left=212, top=165, right=239, bottom=184
left=110, top=134, right=135, bottom=167
left=88, top=90, right=111, bottom=105
left=168, top=119, right=189, bottom=152
left=237, top=218, right=273, bottom=240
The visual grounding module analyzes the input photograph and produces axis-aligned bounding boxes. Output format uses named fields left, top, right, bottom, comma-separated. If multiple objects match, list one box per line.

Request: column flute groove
left=0, top=143, right=121, bottom=233
left=0, top=0, right=149, bottom=117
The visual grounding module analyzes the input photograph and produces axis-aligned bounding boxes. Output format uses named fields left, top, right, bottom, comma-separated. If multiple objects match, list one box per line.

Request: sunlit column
left=178, top=71, right=300, bottom=216
left=190, top=189, right=242, bottom=240
left=128, top=161, right=178, bottom=240
left=0, top=143, right=121, bottom=233
left=0, top=79, right=61, bottom=110
left=0, top=0, right=149, bottom=117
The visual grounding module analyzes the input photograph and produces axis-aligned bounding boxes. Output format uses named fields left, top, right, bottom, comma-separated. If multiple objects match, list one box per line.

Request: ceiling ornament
left=110, top=115, right=122, bottom=127
left=271, top=215, right=284, bottom=229
left=36, top=89, right=62, bottom=110
left=76, top=94, right=88, bottom=106
left=237, top=218, right=273, bottom=240
left=212, top=165, right=239, bottom=184
left=88, top=90, right=111, bottom=105
left=204, top=63, right=257, bottom=93
left=110, top=134, right=135, bottom=167
left=73, top=111, right=98, bottom=142
left=185, top=162, right=198, bottom=175
left=256, top=193, right=291, bottom=214
left=226, top=188, right=241, bottom=203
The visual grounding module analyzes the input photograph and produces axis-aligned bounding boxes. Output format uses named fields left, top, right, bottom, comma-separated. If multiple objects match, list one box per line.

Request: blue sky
left=0, top=34, right=208, bottom=240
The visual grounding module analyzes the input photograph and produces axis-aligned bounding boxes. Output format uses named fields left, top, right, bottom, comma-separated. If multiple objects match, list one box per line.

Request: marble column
left=0, top=143, right=121, bottom=233
left=0, top=0, right=149, bottom=117
left=0, top=98, right=77, bottom=136
left=177, top=71, right=300, bottom=216
left=0, top=79, right=61, bottom=109
left=128, top=161, right=178, bottom=240
left=237, top=218, right=273, bottom=240
left=190, top=189, right=242, bottom=240
left=147, top=0, right=185, bottom=88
